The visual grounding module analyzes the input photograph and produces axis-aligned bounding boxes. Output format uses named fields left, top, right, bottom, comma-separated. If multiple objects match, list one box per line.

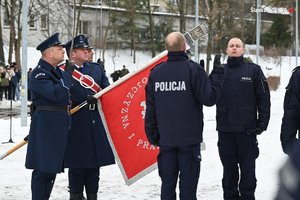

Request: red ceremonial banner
left=96, top=51, right=168, bottom=185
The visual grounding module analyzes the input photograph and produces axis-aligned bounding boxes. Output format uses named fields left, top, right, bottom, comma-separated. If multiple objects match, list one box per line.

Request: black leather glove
left=213, top=54, right=223, bottom=71
left=247, top=127, right=264, bottom=135
left=199, top=59, right=205, bottom=68
left=86, top=95, right=98, bottom=105
left=64, top=59, right=75, bottom=74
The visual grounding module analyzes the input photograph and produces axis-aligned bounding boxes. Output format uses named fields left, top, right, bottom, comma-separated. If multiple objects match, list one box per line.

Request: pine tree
left=261, top=16, right=292, bottom=49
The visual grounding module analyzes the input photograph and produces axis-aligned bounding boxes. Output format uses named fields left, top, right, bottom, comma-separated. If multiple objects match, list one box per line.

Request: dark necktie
left=53, top=68, right=61, bottom=79
left=78, top=67, right=83, bottom=73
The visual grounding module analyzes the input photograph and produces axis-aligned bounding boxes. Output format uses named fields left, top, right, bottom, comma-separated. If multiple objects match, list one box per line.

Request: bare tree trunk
left=75, top=0, right=83, bottom=35
left=239, top=1, right=245, bottom=40
left=15, top=0, right=22, bottom=66
left=146, top=0, right=155, bottom=57
left=204, top=0, right=218, bottom=74
left=130, top=18, right=136, bottom=64
left=7, top=0, right=16, bottom=64
left=129, top=5, right=136, bottom=64
left=178, top=0, right=186, bottom=33
left=0, top=0, right=5, bottom=63
left=101, top=13, right=112, bottom=65
left=206, top=20, right=213, bottom=74
left=101, top=0, right=122, bottom=65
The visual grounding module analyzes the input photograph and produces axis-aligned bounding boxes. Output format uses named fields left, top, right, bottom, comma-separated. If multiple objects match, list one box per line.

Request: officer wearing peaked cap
left=36, top=32, right=65, bottom=52
left=83, top=36, right=106, bottom=73
left=65, top=34, right=89, bottom=54
left=64, top=35, right=115, bottom=200
left=84, top=35, right=94, bottom=50
left=25, top=32, right=73, bottom=200
left=84, top=35, right=106, bottom=71
left=83, top=35, right=95, bottom=62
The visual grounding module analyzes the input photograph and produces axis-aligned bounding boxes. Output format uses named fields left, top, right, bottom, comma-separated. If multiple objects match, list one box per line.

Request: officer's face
left=226, top=38, right=244, bottom=57
left=70, top=48, right=89, bottom=65
left=50, top=46, right=65, bottom=64
left=87, top=49, right=94, bottom=62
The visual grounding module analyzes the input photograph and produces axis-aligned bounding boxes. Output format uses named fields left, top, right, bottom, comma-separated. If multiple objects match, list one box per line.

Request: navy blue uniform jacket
left=145, top=51, right=224, bottom=147
left=216, top=57, right=270, bottom=133
left=281, top=66, right=300, bottom=154
left=64, top=62, right=115, bottom=168
left=25, top=59, right=72, bottom=173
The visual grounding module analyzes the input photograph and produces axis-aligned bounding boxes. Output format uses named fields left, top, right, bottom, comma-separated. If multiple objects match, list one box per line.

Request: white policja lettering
left=155, top=81, right=186, bottom=91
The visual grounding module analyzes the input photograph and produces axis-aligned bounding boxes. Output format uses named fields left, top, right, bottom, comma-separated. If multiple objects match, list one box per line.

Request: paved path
left=0, top=101, right=30, bottom=119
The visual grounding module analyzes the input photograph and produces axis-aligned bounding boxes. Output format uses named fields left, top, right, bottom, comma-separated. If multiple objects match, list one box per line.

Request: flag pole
left=0, top=101, right=88, bottom=160
left=21, top=0, right=29, bottom=127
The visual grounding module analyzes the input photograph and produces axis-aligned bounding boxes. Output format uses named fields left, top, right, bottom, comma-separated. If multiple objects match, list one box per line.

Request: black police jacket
left=216, top=56, right=270, bottom=133
left=145, top=51, right=224, bottom=147
left=280, top=66, right=300, bottom=154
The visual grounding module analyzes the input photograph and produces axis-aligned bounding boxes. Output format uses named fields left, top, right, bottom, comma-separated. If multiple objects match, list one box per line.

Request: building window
left=29, top=14, right=36, bottom=29
left=79, top=21, right=89, bottom=34
left=41, top=15, right=48, bottom=30
left=170, top=0, right=178, bottom=5
left=3, top=11, right=9, bottom=27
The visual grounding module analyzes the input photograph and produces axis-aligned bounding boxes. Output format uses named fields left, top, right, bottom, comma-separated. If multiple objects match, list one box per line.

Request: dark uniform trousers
left=157, top=144, right=201, bottom=200
left=68, top=168, right=100, bottom=193
left=218, top=132, right=259, bottom=200
left=31, top=170, right=56, bottom=200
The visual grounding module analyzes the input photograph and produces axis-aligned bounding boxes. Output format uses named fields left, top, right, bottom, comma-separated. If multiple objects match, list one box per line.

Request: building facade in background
left=0, top=0, right=293, bottom=53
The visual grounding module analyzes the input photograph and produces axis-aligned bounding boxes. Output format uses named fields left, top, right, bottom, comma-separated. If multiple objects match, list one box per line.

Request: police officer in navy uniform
left=145, top=31, right=224, bottom=200
left=84, top=35, right=106, bottom=73
left=83, top=36, right=95, bottom=62
left=25, top=33, right=73, bottom=200
left=280, top=66, right=300, bottom=155
left=215, top=37, right=270, bottom=200
left=64, top=35, right=115, bottom=200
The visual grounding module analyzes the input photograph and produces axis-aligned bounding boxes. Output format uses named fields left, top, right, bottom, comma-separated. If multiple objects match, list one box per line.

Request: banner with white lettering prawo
left=96, top=51, right=168, bottom=185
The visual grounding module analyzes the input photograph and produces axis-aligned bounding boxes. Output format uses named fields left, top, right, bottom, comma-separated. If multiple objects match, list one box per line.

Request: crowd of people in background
left=110, top=65, right=130, bottom=82
left=0, top=62, right=22, bottom=102
left=0, top=58, right=127, bottom=102
left=0, top=61, right=44, bottom=103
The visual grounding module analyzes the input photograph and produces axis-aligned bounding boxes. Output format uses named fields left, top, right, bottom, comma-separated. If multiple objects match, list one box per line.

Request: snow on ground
left=0, top=49, right=296, bottom=199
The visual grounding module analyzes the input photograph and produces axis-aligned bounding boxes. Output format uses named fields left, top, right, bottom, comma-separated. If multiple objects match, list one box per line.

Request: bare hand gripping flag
left=96, top=51, right=168, bottom=185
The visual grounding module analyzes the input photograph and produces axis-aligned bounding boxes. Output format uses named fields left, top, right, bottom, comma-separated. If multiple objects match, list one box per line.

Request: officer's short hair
left=165, top=32, right=185, bottom=52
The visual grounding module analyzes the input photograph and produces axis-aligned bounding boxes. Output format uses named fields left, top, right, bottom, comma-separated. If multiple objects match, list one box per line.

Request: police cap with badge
left=84, top=36, right=94, bottom=49
left=65, top=34, right=89, bottom=53
left=36, top=32, right=65, bottom=52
